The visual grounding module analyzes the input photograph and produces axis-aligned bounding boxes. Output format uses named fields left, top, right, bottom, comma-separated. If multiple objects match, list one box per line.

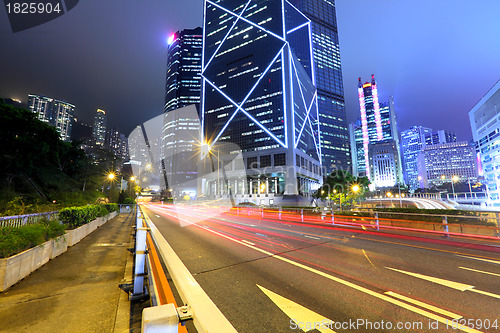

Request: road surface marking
left=362, top=249, right=376, bottom=267
left=459, top=267, right=500, bottom=277
left=257, top=285, right=336, bottom=333
left=155, top=215, right=160, bottom=218
left=169, top=221, right=482, bottom=333
left=386, top=267, right=474, bottom=291
left=470, top=289, right=500, bottom=300
left=304, top=235, right=320, bottom=240
left=457, top=255, right=500, bottom=265
left=241, top=240, right=256, bottom=246
left=384, top=291, right=462, bottom=319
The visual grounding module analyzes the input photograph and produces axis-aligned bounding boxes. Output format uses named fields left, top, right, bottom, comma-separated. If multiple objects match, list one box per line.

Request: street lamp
left=351, top=184, right=360, bottom=208
left=451, top=175, right=459, bottom=199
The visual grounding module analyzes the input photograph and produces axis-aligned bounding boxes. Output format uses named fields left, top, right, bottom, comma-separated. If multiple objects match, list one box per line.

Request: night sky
left=1, top=0, right=499, bottom=141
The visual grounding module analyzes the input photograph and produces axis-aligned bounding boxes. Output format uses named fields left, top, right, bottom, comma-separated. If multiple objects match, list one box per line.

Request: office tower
left=287, top=0, right=349, bottom=173
left=201, top=0, right=322, bottom=202
left=417, top=141, right=478, bottom=189
left=164, top=27, right=203, bottom=113
left=400, top=126, right=433, bottom=190
left=368, top=140, right=401, bottom=188
left=424, top=130, right=457, bottom=146
left=92, top=109, right=107, bottom=146
left=353, top=76, right=403, bottom=186
left=349, top=121, right=364, bottom=177
left=469, top=79, right=500, bottom=203
left=106, top=128, right=128, bottom=161
left=27, top=94, right=75, bottom=141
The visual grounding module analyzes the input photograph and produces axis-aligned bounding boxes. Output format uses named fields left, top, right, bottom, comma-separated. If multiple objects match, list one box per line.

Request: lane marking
left=196, top=227, right=481, bottom=332
left=459, top=266, right=500, bottom=277
left=384, top=291, right=462, bottom=320
left=241, top=240, right=256, bottom=246
left=362, top=249, right=376, bottom=268
left=457, top=255, right=500, bottom=265
left=304, top=235, right=320, bottom=240
left=470, top=289, right=500, bottom=300
left=386, top=267, right=474, bottom=291
left=257, top=285, right=336, bottom=333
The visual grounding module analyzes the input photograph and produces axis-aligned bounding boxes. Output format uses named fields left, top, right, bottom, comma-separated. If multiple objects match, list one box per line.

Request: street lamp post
left=451, top=175, right=459, bottom=200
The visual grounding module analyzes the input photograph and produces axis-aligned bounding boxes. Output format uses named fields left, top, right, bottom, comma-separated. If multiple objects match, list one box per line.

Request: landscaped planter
left=0, top=211, right=117, bottom=292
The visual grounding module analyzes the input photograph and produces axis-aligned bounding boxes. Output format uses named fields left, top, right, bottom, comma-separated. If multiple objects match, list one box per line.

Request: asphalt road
left=142, top=204, right=500, bottom=333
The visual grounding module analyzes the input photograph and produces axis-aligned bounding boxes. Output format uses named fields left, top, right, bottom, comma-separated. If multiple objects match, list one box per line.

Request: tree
left=313, top=170, right=370, bottom=208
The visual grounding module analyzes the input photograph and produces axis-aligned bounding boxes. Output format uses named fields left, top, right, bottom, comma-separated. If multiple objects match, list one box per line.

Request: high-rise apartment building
left=92, top=109, right=107, bottom=146
left=106, top=127, right=128, bottom=161
left=288, top=0, right=349, bottom=173
left=469, top=79, right=500, bottom=204
left=164, top=27, right=203, bottom=113
left=201, top=0, right=322, bottom=202
left=351, top=76, right=403, bottom=187
left=27, top=94, right=75, bottom=141
left=417, top=141, right=478, bottom=189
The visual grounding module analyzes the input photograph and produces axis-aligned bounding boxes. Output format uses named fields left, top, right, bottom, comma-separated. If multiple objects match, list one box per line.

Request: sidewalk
left=0, top=212, right=141, bottom=333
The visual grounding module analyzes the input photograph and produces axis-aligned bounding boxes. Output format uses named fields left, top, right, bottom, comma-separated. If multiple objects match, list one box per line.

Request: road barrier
left=226, top=207, right=500, bottom=241
left=134, top=206, right=237, bottom=333
left=0, top=211, right=59, bottom=228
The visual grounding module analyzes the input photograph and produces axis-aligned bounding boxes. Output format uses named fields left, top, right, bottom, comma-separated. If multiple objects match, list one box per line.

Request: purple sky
left=1, top=0, right=499, bottom=140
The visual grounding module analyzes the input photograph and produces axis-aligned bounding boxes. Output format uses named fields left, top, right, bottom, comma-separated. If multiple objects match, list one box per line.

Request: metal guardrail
left=134, top=206, right=237, bottom=333
left=0, top=211, right=59, bottom=228
left=228, top=207, right=500, bottom=240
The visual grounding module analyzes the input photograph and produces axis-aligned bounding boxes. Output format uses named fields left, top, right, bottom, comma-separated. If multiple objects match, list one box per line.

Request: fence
left=0, top=211, right=59, bottom=228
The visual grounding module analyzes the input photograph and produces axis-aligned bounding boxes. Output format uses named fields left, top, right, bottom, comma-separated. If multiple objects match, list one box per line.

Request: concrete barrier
left=0, top=211, right=117, bottom=292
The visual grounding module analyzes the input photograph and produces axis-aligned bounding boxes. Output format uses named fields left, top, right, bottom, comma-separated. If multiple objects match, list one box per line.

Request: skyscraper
left=424, top=130, right=457, bottom=146
left=469, top=79, right=500, bottom=204
left=92, top=109, right=107, bottom=146
left=201, top=0, right=322, bottom=201
left=164, top=27, right=203, bottom=113
left=288, top=0, right=349, bottom=173
left=27, top=94, right=75, bottom=141
left=351, top=76, right=403, bottom=186
left=400, top=126, right=433, bottom=190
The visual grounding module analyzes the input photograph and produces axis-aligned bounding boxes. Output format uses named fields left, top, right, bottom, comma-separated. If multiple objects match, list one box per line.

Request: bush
left=58, top=204, right=116, bottom=229
left=0, top=219, right=66, bottom=258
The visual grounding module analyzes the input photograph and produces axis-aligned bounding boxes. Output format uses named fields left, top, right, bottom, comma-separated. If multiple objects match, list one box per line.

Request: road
left=142, top=203, right=500, bottom=333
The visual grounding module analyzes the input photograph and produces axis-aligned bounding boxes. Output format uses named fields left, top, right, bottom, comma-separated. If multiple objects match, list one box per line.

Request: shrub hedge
left=0, top=219, right=66, bottom=258
left=59, top=204, right=117, bottom=229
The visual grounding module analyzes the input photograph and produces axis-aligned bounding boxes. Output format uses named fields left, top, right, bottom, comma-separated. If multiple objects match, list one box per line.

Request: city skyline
left=0, top=1, right=499, bottom=140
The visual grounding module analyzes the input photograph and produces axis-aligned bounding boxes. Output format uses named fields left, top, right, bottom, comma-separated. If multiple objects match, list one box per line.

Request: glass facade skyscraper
left=164, top=27, right=203, bottom=113
left=92, top=109, right=107, bottom=146
left=201, top=0, right=322, bottom=199
left=401, top=126, right=433, bottom=190
left=288, top=0, right=349, bottom=174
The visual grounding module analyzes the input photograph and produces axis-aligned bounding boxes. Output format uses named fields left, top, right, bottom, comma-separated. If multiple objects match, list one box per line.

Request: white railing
left=0, top=211, right=59, bottom=228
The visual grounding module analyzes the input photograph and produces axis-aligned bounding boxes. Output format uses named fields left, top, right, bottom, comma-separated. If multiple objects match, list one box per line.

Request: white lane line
left=457, top=255, right=500, bottom=265
left=198, top=226, right=481, bottom=333
left=304, top=235, right=320, bottom=240
left=459, top=266, right=500, bottom=277
left=257, top=285, right=336, bottom=333
left=241, top=240, right=256, bottom=246
left=386, top=267, right=474, bottom=291
left=385, top=291, right=462, bottom=320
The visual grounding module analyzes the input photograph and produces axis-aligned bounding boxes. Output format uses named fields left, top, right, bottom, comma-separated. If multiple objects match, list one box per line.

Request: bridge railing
left=0, top=211, right=59, bottom=228
left=133, top=206, right=237, bottom=333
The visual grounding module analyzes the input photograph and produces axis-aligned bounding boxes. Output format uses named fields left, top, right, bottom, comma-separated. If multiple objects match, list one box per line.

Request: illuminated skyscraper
left=288, top=0, right=349, bottom=173
left=352, top=76, right=403, bottom=186
left=201, top=0, right=322, bottom=201
left=27, top=94, right=74, bottom=141
left=401, top=126, right=433, bottom=190
left=92, top=109, right=107, bottom=146
left=164, top=27, right=203, bottom=113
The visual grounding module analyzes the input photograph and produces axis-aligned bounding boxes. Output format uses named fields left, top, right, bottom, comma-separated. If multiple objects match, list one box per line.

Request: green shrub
left=0, top=219, right=66, bottom=258
left=58, top=204, right=116, bottom=229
